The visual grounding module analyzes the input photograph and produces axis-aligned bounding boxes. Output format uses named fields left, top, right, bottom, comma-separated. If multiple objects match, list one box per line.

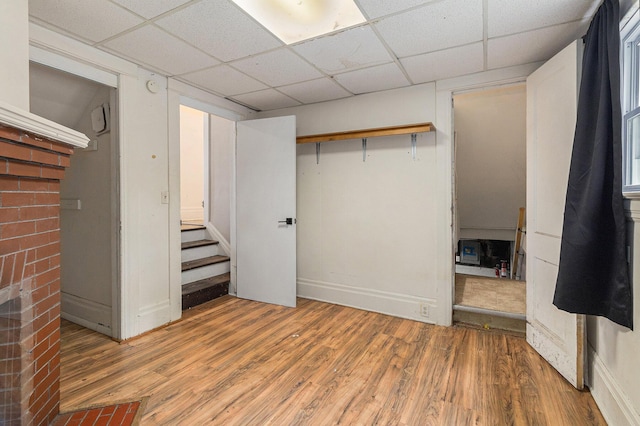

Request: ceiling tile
left=487, top=21, right=589, bottom=69
left=400, top=43, right=484, bottom=84
left=155, top=0, right=283, bottom=62
left=292, top=26, right=392, bottom=74
left=29, top=0, right=143, bottom=43
left=180, top=65, right=268, bottom=96
left=231, top=48, right=323, bottom=87
left=374, top=0, right=483, bottom=58
left=278, top=78, right=352, bottom=104
left=231, top=89, right=301, bottom=111
left=102, top=25, right=219, bottom=76
left=110, top=0, right=192, bottom=19
left=333, top=62, right=410, bottom=94
left=488, top=0, right=598, bottom=38
left=356, top=0, right=439, bottom=19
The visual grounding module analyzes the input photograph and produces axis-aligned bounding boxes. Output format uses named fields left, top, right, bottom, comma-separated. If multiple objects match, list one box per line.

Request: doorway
left=451, top=84, right=527, bottom=334
left=29, top=61, right=120, bottom=337
left=179, top=105, right=207, bottom=228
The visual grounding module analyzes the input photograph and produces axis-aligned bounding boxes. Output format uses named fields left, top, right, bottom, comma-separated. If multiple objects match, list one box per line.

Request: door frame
left=434, top=64, right=543, bottom=326
left=29, top=48, right=123, bottom=339
left=177, top=104, right=209, bottom=226
left=168, top=93, right=252, bottom=311
left=449, top=82, right=527, bottom=295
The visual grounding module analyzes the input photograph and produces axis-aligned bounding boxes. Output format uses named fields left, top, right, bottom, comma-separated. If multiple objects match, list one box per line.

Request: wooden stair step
left=181, top=255, right=229, bottom=272
left=181, top=224, right=205, bottom=232
left=182, top=273, right=231, bottom=296
left=181, top=239, right=219, bottom=250
left=182, top=273, right=230, bottom=310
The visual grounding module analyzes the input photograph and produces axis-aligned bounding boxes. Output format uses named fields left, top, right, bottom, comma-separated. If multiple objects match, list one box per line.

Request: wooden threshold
left=296, top=122, right=434, bottom=144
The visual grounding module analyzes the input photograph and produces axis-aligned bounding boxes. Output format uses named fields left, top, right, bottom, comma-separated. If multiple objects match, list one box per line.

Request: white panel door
left=526, top=40, right=585, bottom=389
left=236, top=116, right=297, bottom=307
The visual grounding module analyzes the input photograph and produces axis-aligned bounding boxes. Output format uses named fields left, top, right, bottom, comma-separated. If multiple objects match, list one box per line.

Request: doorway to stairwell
left=179, top=105, right=233, bottom=310
left=180, top=105, right=206, bottom=228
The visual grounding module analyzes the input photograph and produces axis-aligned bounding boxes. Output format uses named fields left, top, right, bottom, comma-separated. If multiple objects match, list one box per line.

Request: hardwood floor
left=455, top=274, right=526, bottom=315
left=60, top=296, right=605, bottom=425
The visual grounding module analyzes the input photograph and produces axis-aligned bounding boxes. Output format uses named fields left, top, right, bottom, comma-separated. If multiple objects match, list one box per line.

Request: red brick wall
left=0, top=124, right=74, bottom=425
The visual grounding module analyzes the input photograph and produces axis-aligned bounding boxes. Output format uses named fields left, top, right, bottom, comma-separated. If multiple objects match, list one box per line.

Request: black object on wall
left=553, top=0, right=633, bottom=329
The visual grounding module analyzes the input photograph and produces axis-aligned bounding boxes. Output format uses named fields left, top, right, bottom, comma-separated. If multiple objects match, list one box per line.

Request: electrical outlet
left=419, top=303, right=429, bottom=318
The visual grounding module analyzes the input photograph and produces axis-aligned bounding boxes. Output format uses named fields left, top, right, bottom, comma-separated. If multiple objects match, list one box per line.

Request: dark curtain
left=553, top=0, right=633, bottom=329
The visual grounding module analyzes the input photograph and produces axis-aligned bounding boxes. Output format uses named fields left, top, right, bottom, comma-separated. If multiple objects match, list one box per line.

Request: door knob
left=278, top=218, right=295, bottom=225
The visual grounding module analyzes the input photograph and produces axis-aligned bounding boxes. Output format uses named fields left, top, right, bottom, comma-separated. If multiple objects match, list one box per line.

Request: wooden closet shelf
left=296, top=122, right=435, bottom=144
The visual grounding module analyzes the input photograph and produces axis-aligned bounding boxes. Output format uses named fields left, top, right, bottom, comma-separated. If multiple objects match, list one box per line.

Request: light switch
left=161, top=191, right=169, bottom=204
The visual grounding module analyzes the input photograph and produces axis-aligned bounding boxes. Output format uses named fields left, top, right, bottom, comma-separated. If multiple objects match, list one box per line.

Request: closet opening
left=452, top=84, right=527, bottom=335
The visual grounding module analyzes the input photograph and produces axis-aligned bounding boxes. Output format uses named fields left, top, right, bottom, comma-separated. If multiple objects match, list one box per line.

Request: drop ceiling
left=28, top=0, right=600, bottom=112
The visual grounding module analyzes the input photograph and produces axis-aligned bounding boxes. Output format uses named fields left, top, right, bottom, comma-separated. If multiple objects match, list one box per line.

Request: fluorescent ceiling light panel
left=231, top=0, right=366, bottom=44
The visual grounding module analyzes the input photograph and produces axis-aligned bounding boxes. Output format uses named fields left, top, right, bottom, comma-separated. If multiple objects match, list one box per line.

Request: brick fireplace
left=0, top=109, right=87, bottom=425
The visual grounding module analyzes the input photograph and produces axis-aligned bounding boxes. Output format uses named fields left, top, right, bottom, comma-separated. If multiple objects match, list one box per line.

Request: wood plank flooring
left=455, top=274, right=526, bottom=315
left=60, top=296, right=605, bottom=425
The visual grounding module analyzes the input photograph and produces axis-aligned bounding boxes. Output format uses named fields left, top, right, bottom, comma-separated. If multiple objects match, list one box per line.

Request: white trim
left=167, top=89, right=183, bottom=323
left=588, top=344, right=640, bottom=426
left=137, top=300, right=172, bottom=332
left=205, top=222, right=230, bottom=256
left=436, top=62, right=542, bottom=92
left=203, top=112, right=210, bottom=229
left=435, top=88, right=454, bottom=326
left=0, top=100, right=89, bottom=147
left=29, top=23, right=137, bottom=77
left=169, top=78, right=252, bottom=121
left=297, top=278, right=438, bottom=324
left=624, top=198, right=640, bottom=218
left=61, top=292, right=112, bottom=336
left=117, top=74, right=133, bottom=339
left=30, top=45, right=118, bottom=88
left=622, top=6, right=640, bottom=193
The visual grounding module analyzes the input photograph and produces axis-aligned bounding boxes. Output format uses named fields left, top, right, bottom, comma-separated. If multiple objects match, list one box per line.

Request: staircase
left=181, top=225, right=230, bottom=310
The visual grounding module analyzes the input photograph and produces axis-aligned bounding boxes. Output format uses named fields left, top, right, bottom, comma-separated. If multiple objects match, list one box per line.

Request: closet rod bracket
left=362, top=138, right=367, bottom=162
left=411, top=133, right=417, bottom=160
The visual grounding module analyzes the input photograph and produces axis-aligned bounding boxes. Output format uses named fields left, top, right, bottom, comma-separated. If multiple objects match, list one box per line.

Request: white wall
left=586, top=208, right=640, bottom=426
left=454, top=85, right=526, bottom=241
left=259, top=84, right=446, bottom=323
left=209, top=114, right=234, bottom=244
left=179, top=105, right=205, bottom=223
left=0, top=1, right=29, bottom=110
left=59, top=87, right=115, bottom=335
left=118, top=69, right=174, bottom=337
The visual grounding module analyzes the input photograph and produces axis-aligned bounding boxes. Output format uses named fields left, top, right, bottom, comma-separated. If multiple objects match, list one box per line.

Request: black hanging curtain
left=553, top=0, right=633, bottom=329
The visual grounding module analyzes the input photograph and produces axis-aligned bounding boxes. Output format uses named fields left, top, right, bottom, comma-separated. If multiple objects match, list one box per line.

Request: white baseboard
left=588, top=344, right=640, bottom=426
left=297, top=278, right=438, bottom=324
left=61, top=292, right=112, bottom=336
left=137, top=300, right=172, bottom=334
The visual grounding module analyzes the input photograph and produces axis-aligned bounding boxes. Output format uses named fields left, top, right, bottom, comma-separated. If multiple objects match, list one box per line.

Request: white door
left=236, top=116, right=297, bottom=307
left=526, top=40, right=585, bottom=389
